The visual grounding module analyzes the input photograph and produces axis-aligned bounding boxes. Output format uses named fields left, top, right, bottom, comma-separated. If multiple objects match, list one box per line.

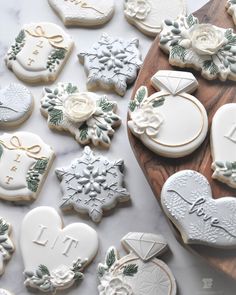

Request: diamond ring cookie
left=98, top=232, right=177, bottom=295
left=48, top=0, right=115, bottom=27
left=161, top=170, right=236, bottom=248
left=128, top=70, right=208, bottom=158
left=5, top=22, right=73, bottom=84
left=78, top=33, right=143, bottom=96
left=56, top=146, right=130, bottom=223
left=0, top=132, right=55, bottom=202
left=41, top=83, right=121, bottom=148
left=0, top=217, right=14, bottom=276
left=160, top=14, right=236, bottom=81
left=21, top=206, right=99, bottom=293
left=0, top=83, right=33, bottom=128
left=124, top=0, right=186, bottom=37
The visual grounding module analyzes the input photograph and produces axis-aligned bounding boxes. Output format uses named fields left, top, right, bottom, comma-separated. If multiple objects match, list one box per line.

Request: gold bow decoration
left=25, top=25, right=66, bottom=49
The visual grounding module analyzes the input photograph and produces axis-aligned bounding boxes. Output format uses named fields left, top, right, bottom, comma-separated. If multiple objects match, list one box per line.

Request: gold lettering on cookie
left=14, top=154, right=21, bottom=163
left=5, top=176, right=13, bottom=185
left=27, top=58, right=35, bottom=66
left=11, top=166, right=18, bottom=172
left=225, top=123, right=236, bottom=143
left=36, top=40, right=44, bottom=48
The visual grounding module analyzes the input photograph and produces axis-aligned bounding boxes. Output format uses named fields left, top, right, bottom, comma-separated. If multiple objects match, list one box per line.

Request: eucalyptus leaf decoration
left=0, top=218, right=14, bottom=275
left=7, top=30, right=26, bottom=60
left=213, top=161, right=236, bottom=184
left=47, top=48, right=67, bottom=72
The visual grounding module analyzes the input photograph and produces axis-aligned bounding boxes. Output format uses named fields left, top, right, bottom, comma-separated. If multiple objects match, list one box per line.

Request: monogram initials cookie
left=0, top=217, right=14, bottom=276
left=41, top=83, right=121, bottom=148
left=98, top=232, right=176, bottom=295
left=0, top=83, right=33, bottom=127
left=124, top=0, right=186, bottom=37
left=56, top=146, right=130, bottom=223
left=5, top=23, right=73, bottom=84
left=21, top=206, right=99, bottom=293
left=128, top=70, right=208, bottom=158
left=78, top=33, right=142, bottom=96
left=160, top=14, right=236, bottom=81
left=48, top=0, right=115, bottom=27
left=0, top=132, right=54, bottom=202
left=161, top=170, right=236, bottom=248
left=211, top=104, right=236, bottom=188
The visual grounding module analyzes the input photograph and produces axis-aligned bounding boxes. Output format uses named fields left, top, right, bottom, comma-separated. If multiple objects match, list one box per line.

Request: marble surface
left=0, top=0, right=235, bottom=294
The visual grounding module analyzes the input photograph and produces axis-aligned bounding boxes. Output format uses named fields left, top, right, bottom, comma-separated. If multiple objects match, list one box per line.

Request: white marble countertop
left=0, top=0, right=236, bottom=294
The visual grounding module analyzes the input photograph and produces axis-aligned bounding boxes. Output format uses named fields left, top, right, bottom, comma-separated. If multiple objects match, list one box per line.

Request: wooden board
left=127, top=0, right=236, bottom=280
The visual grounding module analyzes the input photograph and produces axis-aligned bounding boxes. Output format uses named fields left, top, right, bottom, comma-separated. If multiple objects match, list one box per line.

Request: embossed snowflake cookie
left=0, top=217, right=14, bottom=276
left=78, top=33, right=142, bottom=96
left=160, top=14, right=236, bottom=81
left=21, top=206, right=98, bottom=293
left=161, top=170, right=236, bottom=248
left=5, top=22, right=73, bottom=84
left=48, top=0, right=115, bottom=27
left=128, top=70, right=208, bottom=158
left=98, top=232, right=177, bottom=295
left=0, top=132, right=54, bottom=202
left=124, top=0, right=186, bottom=37
left=56, top=146, right=130, bottom=223
left=41, top=83, right=121, bottom=148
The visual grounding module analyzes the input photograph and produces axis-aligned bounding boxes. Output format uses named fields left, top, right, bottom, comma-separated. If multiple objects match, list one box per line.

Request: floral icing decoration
left=124, top=0, right=151, bottom=20
left=41, top=83, right=121, bottom=148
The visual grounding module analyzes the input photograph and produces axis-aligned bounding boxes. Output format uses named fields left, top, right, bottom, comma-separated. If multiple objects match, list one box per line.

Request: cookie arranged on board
left=0, top=290, right=14, bottom=295
left=0, top=217, right=14, bottom=276
left=0, top=83, right=33, bottom=128
left=211, top=104, right=236, bottom=188
left=21, top=206, right=99, bottom=293
left=0, top=132, right=54, bottom=202
left=41, top=83, right=121, bottom=148
left=98, top=232, right=177, bottom=295
left=124, top=0, right=186, bottom=37
left=78, top=33, right=142, bottom=96
left=160, top=14, right=236, bottom=81
left=48, top=0, right=115, bottom=27
left=161, top=170, right=236, bottom=248
left=128, top=70, right=208, bottom=158
left=56, top=146, right=130, bottom=223
left=5, top=22, right=73, bottom=84
left=226, top=0, right=236, bottom=25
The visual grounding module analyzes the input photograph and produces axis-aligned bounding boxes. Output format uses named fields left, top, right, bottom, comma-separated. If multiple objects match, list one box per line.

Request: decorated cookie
left=0, top=290, right=14, bottom=295
left=161, top=170, right=236, bottom=248
left=5, top=22, right=73, bottom=84
left=160, top=14, right=236, bottom=81
left=41, top=83, right=121, bottom=148
left=124, top=0, right=186, bottom=37
left=0, top=132, right=54, bottom=202
left=0, top=217, right=14, bottom=276
left=78, top=33, right=142, bottom=96
left=56, top=146, right=130, bottom=223
left=48, top=0, right=115, bottom=27
left=211, top=104, right=236, bottom=188
left=128, top=70, right=208, bottom=158
left=98, top=232, right=177, bottom=295
left=226, top=0, right=236, bottom=25
left=0, top=83, right=33, bottom=128
left=21, top=206, right=98, bottom=293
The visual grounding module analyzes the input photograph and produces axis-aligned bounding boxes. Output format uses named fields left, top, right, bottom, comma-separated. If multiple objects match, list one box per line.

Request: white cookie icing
left=128, top=70, right=208, bottom=158
left=124, top=0, right=186, bottom=37
left=56, top=146, right=130, bottom=223
left=98, top=232, right=176, bottom=295
left=78, top=33, right=142, bottom=96
left=21, top=206, right=99, bottom=293
left=0, top=83, right=33, bottom=127
left=5, top=23, right=73, bottom=84
left=211, top=104, right=236, bottom=188
left=0, top=132, right=54, bottom=202
left=0, top=290, right=14, bottom=295
left=48, top=0, right=115, bottom=27
left=161, top=170, right=236, bottom=248
left=226, top=1, right=236, bottom=25
left=41, top=83, right=121, bottom=147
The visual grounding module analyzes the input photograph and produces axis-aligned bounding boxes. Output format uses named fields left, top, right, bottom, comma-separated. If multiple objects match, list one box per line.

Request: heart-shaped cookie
left=161, top=170, right=236, bottom=248
left=21, top=206, right=99, bottom=293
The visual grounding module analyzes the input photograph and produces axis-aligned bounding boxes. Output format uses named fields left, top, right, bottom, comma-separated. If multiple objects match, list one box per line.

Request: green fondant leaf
left=170, top=45, right=187, bottom=62
left=123, top=264, right=138, bottom=277
left=97, top=265, right=106, bottom=278
left=38, top=265, right=50, bottom=276
left=135, top=86, right=147, bottom=103
left=225, top=29, right=236, bottom=45
left=49, top=108, right=63, bottom=126
left=98, top=97, right=114, bottom=112
left=152, top=97, right=165, bottom=107
left=0, top=219, right=8, bottom=235
left=79, top=123, right=89, bottom=141
left=106, top=248, right=116, bottom=269
left=34, top=159, right=49, bottom=175
left=66, top=83, right=78, bottom=94
left=186, top=14, right=198, bottom=28
left=203, top=60, right=219, bottom=75
left=15, top=30, right=25, bottom=43
left=129, top=101, right=137, bottom=112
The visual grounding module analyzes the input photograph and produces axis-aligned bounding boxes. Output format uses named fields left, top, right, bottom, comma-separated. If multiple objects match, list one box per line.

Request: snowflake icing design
left=56, top=146, right=130, bottom=222
left=78, top=33, right=143, bottom=96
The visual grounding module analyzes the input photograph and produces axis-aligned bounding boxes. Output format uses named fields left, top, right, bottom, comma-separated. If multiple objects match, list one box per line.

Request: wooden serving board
left=128, top=0, right=236, bottom=280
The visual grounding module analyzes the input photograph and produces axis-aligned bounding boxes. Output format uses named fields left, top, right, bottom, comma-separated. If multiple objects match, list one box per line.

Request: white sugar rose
left=189, top=24, right=227, bottom=55
left=50, top=265, right=75, bottom=288
left=100, top=277, right=133, bottom=295
left=125, top=0, right=151, bottom=20
left=131, top=105, right=163, bottom=137
left=64, top=93, right=97, bottom=123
